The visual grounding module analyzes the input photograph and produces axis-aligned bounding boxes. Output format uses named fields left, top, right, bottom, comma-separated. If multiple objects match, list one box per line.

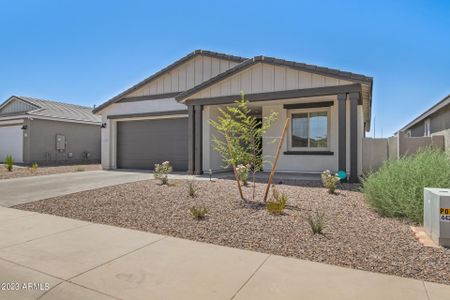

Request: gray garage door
left=117, top=118, right=188, bottom=171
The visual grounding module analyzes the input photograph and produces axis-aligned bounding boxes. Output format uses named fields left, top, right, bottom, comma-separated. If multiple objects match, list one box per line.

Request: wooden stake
left=225, top=133, right=244, bottom=200
left=263, top=118, right=290, bottom=202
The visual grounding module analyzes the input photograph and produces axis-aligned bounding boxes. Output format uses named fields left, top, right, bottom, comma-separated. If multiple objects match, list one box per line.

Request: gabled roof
left=399, top=94, right=450, bottom=132
left=92, top=49, right=247, bottom=114
left=175, top=55, right=373, bottom=102
left=0, top=96, right=101, bottom=124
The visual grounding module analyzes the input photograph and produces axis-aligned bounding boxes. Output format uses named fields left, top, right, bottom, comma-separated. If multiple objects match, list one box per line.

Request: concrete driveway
left=0, top=170, right=152, bottom=207
left=0, top=206, right=449, bottom=300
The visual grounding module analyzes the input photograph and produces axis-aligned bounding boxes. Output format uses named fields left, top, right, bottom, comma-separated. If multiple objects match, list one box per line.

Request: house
left=93, top=50, right=373, bottom=182
left=0, top=96, right=101, bottom=164
left=398, top=94, right=450, bottom=149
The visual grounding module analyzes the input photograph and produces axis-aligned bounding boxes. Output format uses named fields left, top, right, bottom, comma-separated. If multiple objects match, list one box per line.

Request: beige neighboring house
left=0, top=96, right=101, bottom=164
left=398, top=94, right=450, bottom=149
left=94, top=50, right=373, bottom=182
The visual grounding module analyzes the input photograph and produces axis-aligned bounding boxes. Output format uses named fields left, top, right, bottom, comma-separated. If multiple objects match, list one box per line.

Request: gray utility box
left=424, top=188, right=450, bottom=248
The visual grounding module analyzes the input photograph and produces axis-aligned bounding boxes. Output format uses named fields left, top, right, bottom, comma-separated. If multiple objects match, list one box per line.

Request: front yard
left=0, top=164, right=101, bottom=180
left=14, top=178, right=450, bottom=285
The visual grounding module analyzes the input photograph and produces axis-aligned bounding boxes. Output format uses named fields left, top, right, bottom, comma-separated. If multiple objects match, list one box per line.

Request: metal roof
left=0, top=96, right=101, bottom=124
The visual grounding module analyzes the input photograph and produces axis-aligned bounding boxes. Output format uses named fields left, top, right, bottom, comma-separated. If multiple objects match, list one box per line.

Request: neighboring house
left=94, top=50, right=373, bottom=182
left=0, top=96, right=101, bottom=164
left=398, top=94, right=450, bottom=145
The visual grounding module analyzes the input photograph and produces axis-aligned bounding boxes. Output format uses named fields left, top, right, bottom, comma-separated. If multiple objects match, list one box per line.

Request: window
left=290, top=110, right=329, bottom=150
left=424, top=118, right=431, bottom=137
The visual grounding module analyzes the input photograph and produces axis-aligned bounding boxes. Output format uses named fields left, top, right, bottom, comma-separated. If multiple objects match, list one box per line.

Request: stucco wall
left=202, top=95, right=364, bottom=175
left=362, top=138, right=388, bottom=173
left=24, top=119, right=100, bottom=164
left=432, top=129, right=450, bottom=151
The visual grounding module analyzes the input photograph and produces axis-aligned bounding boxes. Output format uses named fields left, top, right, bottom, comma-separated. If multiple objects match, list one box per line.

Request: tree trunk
left=225, top=133, right=244, bottom=200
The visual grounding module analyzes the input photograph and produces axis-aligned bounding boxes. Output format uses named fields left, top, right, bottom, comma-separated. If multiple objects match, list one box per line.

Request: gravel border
left=0, top=164, right=101, bottom=180
left=14, top=178, right=450, bottom=285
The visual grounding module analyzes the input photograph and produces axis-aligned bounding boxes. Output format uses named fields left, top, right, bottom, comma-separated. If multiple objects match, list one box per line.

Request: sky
left=0, top=0, right=449, bottom=137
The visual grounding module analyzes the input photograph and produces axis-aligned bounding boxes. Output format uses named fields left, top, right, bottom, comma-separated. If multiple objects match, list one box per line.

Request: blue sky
left=0, top=0, right=449, bottom=136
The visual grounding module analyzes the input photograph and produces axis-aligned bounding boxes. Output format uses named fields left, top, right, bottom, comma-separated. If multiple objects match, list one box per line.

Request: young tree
left=210, top=93, right=277, bottom=201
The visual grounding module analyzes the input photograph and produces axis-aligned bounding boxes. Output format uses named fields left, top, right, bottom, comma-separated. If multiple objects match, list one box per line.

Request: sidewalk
left=0, top=206, right=448, bottom=300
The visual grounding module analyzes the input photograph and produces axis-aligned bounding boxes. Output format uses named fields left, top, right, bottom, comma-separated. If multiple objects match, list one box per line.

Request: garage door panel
left=117, top=118, right=188, bottom=171
left=0, top=125, right=23, bottom=163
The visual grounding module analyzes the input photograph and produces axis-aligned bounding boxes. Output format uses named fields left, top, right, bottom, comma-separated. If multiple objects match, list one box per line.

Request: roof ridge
left=16, top=96, right=93, bottom=110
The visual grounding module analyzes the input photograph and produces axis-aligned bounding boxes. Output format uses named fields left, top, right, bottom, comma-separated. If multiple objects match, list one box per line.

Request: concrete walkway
left=0, top=170, right=153, bottom=207
left=0, top=207, right=448, bottom=300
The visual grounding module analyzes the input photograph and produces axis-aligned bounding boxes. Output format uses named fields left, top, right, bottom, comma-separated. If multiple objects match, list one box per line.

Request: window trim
left=288, top=107, right=331, bottom=152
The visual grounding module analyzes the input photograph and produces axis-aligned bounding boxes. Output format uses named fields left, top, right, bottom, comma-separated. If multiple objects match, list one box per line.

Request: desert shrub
left=5, top=155, right=14, bottom=172
left=307, top=211, right=327, bottom=234
left=190, top=205, right=208, bottom=220
left=321, top=170, right=340, bottom=194
left=187, top=180, right=197, bottom=197
left=30, top=162, right=39, bottom=172
left=266, top=186, right=287, bottom=214
left=154, top=161, right=172, bottom=185
left=236, top=164, right=250, bottom=186
left=362, top=148, right=450, bottom=224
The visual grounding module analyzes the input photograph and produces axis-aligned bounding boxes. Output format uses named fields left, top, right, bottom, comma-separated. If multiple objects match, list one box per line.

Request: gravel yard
left=14, top=178, right=450, bottom=285
left=0, top=164, right=101, bottom=180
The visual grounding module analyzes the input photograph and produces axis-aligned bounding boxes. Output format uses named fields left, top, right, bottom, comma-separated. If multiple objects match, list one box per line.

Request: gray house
left=399, top=94, right=450, bottom=149
left=94, top=50, right=373, bottom=182
left=0, top=96, right=101, bottom=164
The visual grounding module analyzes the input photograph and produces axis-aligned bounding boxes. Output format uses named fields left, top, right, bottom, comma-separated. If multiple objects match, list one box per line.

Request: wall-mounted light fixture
left=101, top=123, right=107, bottom=128
left=21, top=125, right=28, bottom=130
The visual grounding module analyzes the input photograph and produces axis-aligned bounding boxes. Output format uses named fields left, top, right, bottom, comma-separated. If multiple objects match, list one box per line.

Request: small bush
left=190, top=205, right=208, bottom=220
left=5, top=155, right=14, bottom=172
left=187, top=180, right=197, bottom=197
left=362, top=149, right=450, bottom=224
left=236, top=164, right=250, bottom=186
left=74, top=167, right=85, bottom=172
left=266, top=186, right=287, bottom=214
left=154, top=161, right=172, bottom=185
left=307, top=211, right=327, bottom=234
left=321, top=170, right=340, bottom=194
left=30, top=162, right=39, bottom=172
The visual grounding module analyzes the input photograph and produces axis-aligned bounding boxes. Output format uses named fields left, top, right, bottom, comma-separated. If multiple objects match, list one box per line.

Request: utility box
left=424, top=188, right=450, bottom=248
left=56, top=134, right=66, bottom=152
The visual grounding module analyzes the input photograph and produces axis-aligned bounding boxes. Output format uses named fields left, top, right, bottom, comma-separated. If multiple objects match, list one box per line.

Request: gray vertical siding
left=25, top=119, right=101, bottom=164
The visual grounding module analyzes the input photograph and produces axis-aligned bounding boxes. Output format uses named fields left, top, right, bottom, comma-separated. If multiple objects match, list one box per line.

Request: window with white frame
left=289, top=109, right=329, bottom=150
left=424, top=118, right=431, bottom=137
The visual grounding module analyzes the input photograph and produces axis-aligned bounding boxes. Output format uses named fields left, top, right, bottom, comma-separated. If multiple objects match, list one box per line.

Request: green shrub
left=307, top=211, right=327, bottom=234
left=187, top=180, right=197, bottom=197
left=362, top=149, right=450, bottom=224
left=30, top=162, right=39, bottom=172
left=5, top=155, right=14, bottom=172
left=321, top=170, right=340, bottom=194
left=266, top=186, right=287, bottom=214
left=190, top=205, right=208, bottom=220
left=236, top=164, right=250, bottom=186
left=154, top=161, right=172, bottom=185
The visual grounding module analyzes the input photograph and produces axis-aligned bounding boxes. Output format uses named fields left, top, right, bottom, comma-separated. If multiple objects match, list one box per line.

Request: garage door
left=117, top=118, right=188, bottom=171
left=0, top=125, right=23, bottom=163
